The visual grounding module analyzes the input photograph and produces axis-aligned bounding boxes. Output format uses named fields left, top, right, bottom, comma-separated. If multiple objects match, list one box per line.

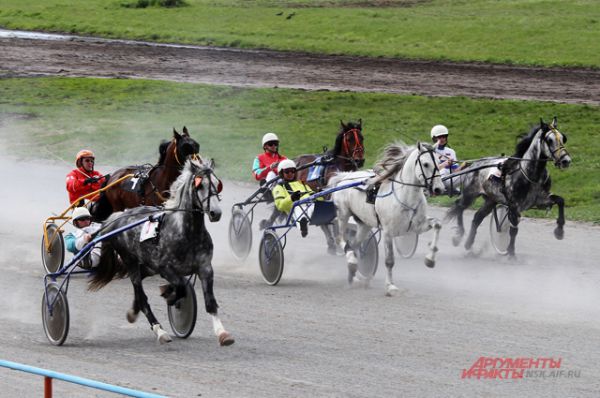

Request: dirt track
left=1, top=29, right=600, bottom=105
left=1, top=156, right=600, bottom=397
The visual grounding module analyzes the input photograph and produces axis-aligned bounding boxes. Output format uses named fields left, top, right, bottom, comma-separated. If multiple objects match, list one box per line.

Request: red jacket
left=252, top=152, right=287, bottom=181
left=66, top=167, right=105, bottom=204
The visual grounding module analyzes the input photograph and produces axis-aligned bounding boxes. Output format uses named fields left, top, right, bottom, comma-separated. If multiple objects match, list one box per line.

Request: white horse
left=331, top=142, right=445, bottom=296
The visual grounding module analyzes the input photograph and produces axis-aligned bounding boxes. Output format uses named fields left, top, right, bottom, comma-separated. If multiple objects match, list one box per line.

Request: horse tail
left=87, top=240, right=128, bottom=291
left=444, top=201, right=461, bottom=222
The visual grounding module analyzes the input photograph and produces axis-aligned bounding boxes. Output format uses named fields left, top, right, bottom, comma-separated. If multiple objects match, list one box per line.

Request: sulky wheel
left=228, top=208, right=253, bottom=261
left=258, top=230, right=284, bottom=286
left=394, top=231, right=419, bottom=259
left=490, top=205, right=511, bottom=255
left=357, top=234, right=379, bottom=277
left=41, top=224, right=65, bottom=274
left=167, top=282, right=197, bottom=339
left=42, top=283, right=70, bottom=346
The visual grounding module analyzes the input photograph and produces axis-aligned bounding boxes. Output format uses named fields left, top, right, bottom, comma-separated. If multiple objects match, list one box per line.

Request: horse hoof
left=126, top=309, right=138, bottom=323
left=554, top=227, right=564, bottom=240
left=158, top=333, right=172, bottom=345
left=424, top=257, right=435, bottom=268
left=385, top=285, right=399, bottom=297
left=218, top=331, right=235, bottom=346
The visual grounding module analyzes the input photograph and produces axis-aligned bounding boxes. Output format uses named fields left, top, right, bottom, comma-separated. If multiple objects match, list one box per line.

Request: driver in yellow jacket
left=272, top=159, right=315, bottom=237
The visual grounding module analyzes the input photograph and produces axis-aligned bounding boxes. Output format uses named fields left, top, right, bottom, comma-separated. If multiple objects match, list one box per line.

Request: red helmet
left=76, top=149, right=95, bottom=167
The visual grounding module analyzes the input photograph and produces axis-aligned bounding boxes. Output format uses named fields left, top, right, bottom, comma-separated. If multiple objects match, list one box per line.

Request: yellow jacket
left=272, top=180, right=314, bottom=214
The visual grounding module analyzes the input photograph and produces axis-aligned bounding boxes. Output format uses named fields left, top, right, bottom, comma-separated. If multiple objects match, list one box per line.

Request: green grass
left=1, top=77, right=598, bottom=222
left=0, top=0, right=599, bottom=67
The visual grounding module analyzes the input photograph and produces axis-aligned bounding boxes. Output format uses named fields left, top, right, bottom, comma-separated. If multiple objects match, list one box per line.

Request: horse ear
left=183, top=126, right=189, bottom=136
left=417, top=141, right=423, bottom=151
left=539, top=118, right=544, bottom=127
left=173, top=128, right=182, bottom=140
left=552, top=116, right=558, bottom=128
left=340, top=120, right=347, bottom=130
left=358, top=118, right=362, bottom=128
left=209, top=158, right=216, bottom=169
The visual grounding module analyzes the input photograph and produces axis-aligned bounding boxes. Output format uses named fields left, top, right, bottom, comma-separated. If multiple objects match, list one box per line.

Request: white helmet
left=262, top=132, right=279, bottom=146
left=278, top=159, right=297, bottom=173
left=72, top=207, right=91, bottom=221
left=430, top=125, right=449, bottom=139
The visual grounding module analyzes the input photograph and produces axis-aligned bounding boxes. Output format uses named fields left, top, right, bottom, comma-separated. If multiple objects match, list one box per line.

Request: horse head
left=171, top=126, right=201, bottom=166
left=416, top=142, right=445, bottom=196
left=540, top=117, right=571, bottom=169
left=335, top=119, right=365, bottom=168
left=191, top=158, right=223, bottom=222
left=166, top=158, right=223, bottom=222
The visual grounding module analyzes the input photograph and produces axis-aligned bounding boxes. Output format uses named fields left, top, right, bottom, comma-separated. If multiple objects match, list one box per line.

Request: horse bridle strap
left=172, top=139, right=200, bottom=167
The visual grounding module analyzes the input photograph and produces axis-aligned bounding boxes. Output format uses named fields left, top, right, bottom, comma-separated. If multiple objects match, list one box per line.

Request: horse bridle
left=172, top=138, right=200, bottom=167
left=339, top=128, right=365, bottom=168
left=415, top=147, right=442, bottom=195
left=543, top=126, right=570, bottom=166
left=193, top=167, right=223, bottom=214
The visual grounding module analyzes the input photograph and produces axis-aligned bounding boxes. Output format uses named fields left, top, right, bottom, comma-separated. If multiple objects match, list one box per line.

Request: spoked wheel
left=42, top=283, right=69, bottom=346
left=42, top=224, right=65, bottom=274
left=228, top=208, right=253, bottom=261
left=357, top=235, right=379, bottom=277
left=394, top=231, right=419, bottom=259
left=167, top=282, right=197, bottom=339
left=490, top=205, right=511, bottom=255
left=258, top=230, right=284, bottom=286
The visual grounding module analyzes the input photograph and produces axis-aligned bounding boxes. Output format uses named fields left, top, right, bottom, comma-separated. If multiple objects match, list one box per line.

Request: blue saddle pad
left=307, top=158, right=324, bottom=182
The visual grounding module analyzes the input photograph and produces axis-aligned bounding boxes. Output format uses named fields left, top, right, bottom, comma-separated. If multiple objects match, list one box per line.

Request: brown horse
left=91, top=127, right=200, bottom=221
left=294, top=119, right=365, bottom=253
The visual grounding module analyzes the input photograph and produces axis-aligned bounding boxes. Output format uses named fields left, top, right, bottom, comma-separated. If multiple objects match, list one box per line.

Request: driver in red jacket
left=66, top=149, right=106, bottom=205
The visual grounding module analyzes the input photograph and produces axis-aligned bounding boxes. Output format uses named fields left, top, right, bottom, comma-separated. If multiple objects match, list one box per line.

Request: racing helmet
left=430, top=125, right=449, bottom=140
left=72, top=206, right=92, bottom=221
left=278, top=159, right=297, bottom=173
left=262, top=132, right=279, bottom=147
left=76, top=149, right=95, bottom=167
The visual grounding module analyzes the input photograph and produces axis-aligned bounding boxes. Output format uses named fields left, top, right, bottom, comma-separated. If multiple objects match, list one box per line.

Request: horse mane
left=513, top=122, right=547, bottom=158
left=373, top=141, right=414, bottom=179
left=158, top=140, right=170, bottom=165
left=164, top=158, right=204, bottom=209
left=330, top=121, right=362, bottom=156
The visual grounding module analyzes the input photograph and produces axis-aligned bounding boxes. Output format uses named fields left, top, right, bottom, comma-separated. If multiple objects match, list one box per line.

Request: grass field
left=1, top=77, right=598, bottom=222
left=0, top=0, right=599, bottom=68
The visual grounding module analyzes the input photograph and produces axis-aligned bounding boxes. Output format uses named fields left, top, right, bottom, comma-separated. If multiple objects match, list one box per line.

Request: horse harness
left=133, top=140, right=201, bottom=205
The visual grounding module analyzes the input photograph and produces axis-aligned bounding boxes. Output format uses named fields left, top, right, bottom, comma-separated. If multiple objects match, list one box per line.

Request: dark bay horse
left=91, top=127, right=200, bottom=221
left=88, top=158, right=233, bottom=345
left=446, top=117, right=571, bottom=257
left=294, top=119, right=365, bottom=254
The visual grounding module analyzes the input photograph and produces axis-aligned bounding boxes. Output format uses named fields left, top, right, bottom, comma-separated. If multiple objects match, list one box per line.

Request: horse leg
left=448, top=195, right=475, bottom=247
left=346, top=223, right=371, bottom=285
left=383, top=234, right=398, bottom=296
left=550, top=194, right=565, bottom=240
left=131, top=278, right=172, bottom=344
left=464, top=200, right=496, bottom=251
left=260, top=207, right=281, bottom=230
left=506, top=209, right=521, bottom=257
left=423, top=217, right=442, bottom=268
left=198, top=266, right=234, bottom=346
left=320, top=224, right=338, bottom=255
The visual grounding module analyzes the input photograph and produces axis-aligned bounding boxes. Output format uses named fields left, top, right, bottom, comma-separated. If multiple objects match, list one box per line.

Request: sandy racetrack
left=0, top=155, right=599, bottom=397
